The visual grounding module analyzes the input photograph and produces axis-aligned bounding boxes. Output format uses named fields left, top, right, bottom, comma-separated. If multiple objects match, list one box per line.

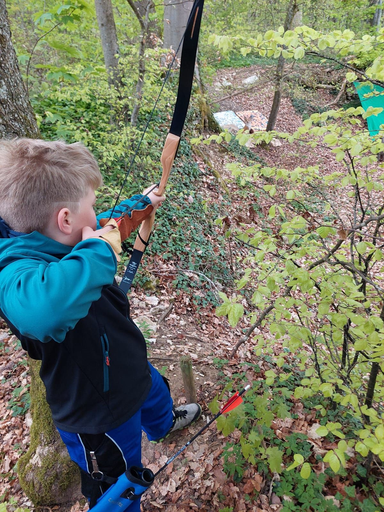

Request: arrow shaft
left=154, top=386, right=250, bottom=477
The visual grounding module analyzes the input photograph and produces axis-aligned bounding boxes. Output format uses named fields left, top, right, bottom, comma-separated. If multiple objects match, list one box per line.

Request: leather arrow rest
left=99, top=204, right=154, bottom=241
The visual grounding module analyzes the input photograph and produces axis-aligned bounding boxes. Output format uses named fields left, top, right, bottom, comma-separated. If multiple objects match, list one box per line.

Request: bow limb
left=119, top=0, right=204, bottom=292
left=132, top=133, right=180, bottom=252
left=132, top=0, right=204, bottom=254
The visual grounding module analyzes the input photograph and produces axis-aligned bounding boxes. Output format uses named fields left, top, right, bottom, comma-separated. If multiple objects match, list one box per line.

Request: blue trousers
left=58, top=363, right=173, bottom=511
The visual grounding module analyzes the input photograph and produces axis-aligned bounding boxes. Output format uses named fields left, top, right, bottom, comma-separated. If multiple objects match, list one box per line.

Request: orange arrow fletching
left=220, top=385, right=250, bottom=414
left=221, top=393, right=243, bottom=413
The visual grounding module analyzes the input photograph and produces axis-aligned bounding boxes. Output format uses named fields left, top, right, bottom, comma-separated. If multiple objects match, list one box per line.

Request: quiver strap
left=99, top=204, right=154, bottom=241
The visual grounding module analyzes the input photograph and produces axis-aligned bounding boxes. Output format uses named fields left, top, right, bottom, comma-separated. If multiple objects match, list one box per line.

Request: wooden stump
left=180, top=356, right=197, bottom=403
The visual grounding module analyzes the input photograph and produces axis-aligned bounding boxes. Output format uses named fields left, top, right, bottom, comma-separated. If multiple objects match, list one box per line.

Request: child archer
left=0, top=138, right=201, bottom=509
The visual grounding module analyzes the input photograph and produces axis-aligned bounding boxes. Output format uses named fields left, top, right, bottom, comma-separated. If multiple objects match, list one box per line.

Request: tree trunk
left=370, top=0, right=383, bottom=30
left=266, top=0, right=299, bottom=132
left=127, top=0, right=152, bottom=126
left=365, top=361, right=380, bottom=410
left=0, top=1, right=81, bottom=506
left=195, top=52, right=211, bottom=131
left=94, top=0, right=122, bottom=88
left=163, top=0, right=193, bottom=53
left=0, top=0, right=39, bottom=139
left=17, top=360, right=82, bottom=508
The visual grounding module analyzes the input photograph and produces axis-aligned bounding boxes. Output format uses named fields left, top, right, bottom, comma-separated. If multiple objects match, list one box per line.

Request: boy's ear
left=57, top=208, right=73, bottom=235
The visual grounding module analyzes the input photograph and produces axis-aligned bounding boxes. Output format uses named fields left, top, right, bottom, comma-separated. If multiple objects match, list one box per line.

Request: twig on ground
left=158, top=303, right=174, bottom=324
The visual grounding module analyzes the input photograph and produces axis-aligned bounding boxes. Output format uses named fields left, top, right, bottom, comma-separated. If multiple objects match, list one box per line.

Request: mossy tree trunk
left=18, top=359, right=82, bottom=508
left=0, top=0, right=81, bottom=506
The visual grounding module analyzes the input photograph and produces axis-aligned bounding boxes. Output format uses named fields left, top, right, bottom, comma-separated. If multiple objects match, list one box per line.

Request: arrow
left=154, top=384, right=251, bottom=477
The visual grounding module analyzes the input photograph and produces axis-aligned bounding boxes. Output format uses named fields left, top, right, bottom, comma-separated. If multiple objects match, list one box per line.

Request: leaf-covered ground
left=0, top=63, right=372, bottom=511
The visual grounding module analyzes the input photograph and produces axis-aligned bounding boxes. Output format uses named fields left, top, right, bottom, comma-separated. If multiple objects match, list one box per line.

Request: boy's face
left=70, top=187, right=97, bottom=245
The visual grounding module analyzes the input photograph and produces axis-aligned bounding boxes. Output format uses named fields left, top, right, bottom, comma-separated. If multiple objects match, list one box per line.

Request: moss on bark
left=17, top=358, right=82, bottom=508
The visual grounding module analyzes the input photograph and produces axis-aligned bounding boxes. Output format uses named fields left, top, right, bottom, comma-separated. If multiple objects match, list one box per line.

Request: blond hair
left=0, top=138, right=103, bottom=233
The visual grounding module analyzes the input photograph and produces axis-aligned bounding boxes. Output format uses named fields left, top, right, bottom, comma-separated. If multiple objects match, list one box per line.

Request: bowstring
left=108, top=1, right=199, bottom=221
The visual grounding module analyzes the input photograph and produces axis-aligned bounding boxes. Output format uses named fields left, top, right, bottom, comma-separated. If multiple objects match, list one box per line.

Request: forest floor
left=0, top=62, right=359, bottom=512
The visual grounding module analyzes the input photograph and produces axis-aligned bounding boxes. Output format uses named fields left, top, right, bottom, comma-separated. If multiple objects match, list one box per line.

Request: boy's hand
left=82, top=220, right=122, bottom=261
left=143, top=184, right=165, bottom=212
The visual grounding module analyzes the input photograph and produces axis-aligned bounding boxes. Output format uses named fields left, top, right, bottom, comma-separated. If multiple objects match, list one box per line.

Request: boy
left=0, top=138, right=201, bottom=509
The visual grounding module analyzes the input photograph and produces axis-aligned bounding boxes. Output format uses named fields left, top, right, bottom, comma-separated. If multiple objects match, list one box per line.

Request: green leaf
left=252, top=291, right=263, bottom=304
left=75, top=0, right=94, bottom=14
left=316, top=425, right=329, bottom=436
left=375, top=424, right=384, bottom=440
left=318, top=301, right=331, bottom=315
left=266, top=446, right=283, bottom=473
left=293, top=453, right=304, bottom=464
left=208, top=395, right=220, bottom=414
left=286, top=190, right=295, bottom=199
left=324, top=133, right=338, bottom=145
left=241, top=441, right=255, bottom=460
left=316, top=226, right=334, bottom=238
left=318, top=38, right=327, bottom=50
left=300, top=462, right=311, bottom=479
left=355, top=441, right=369, bottom=457
left=48, top=41, right=83, bottom=58
left=350, top=142, right=363, bottom=157
left=294, top=47, right=305, bottom=59
left=324, top=450, right=340, bottom=473
left=346, top=71, right=358, bottom=82
left=228, top=303, right=244, bottom=327
left=356, top=241, right=367, bottom=254
left=319, top=382, right=333, bottom=397
left=287, top=453, right=304, bottom=471
left=354, top=339, right=368, bottom=351
left=237, top=276, right=249, bottom=290
left=217, top=413, right=237, bottom=436
left=216, top=303, right=230, bottom=317
left=332, top=430, right=345, bottom=439
left=34, top=11, right=54, bottom=25
left=345, top=486, right=356, bottom=498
